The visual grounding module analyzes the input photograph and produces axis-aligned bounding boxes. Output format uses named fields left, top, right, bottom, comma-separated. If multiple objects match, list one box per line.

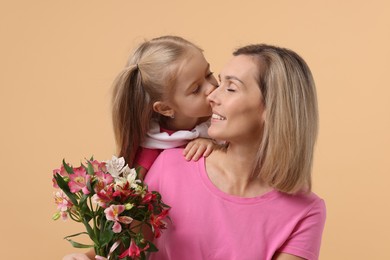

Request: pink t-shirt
left=134, top=127, right=176, bottom=170
left=145, top=149, right=326, bottom=260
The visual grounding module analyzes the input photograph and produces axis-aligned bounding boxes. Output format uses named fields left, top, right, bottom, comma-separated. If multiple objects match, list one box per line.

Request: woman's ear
left=153, top=101, right=175, bottom=118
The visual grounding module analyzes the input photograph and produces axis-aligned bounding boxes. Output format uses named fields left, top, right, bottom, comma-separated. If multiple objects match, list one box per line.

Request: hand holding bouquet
left=52, top=156, right=169, bottom=260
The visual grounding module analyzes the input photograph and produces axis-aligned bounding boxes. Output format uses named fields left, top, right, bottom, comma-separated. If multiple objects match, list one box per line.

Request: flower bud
left=52, top=212, right=61, bottom=220
left=125, top=203, right=134, bottom=210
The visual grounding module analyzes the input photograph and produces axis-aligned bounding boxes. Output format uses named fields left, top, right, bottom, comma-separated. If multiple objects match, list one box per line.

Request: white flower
left=105, top=156, right=126, bottom=178
left=121, top=166, right=141, bottom=189
left=114, top=176, right=128, bottom=191
left=112, top=166, right=141, bottom=192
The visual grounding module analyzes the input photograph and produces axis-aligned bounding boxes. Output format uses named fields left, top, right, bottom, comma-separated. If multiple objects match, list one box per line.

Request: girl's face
left=169, top=49, right=218, bottom=128
left=207, top=55, right=265, bottom=143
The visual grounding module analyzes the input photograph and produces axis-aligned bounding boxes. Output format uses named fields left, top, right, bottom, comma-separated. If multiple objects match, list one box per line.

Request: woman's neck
left=206, top=141, right=271, bottom=197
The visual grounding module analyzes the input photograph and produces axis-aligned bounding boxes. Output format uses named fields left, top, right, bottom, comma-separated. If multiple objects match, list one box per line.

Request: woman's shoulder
left=158, top=148, right=187, bottom=162
left=151, top=148, right=199, bottom=172
left=275, top=190, right=326, bottom=216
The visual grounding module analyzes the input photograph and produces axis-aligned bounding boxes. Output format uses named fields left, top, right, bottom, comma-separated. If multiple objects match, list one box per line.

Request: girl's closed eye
left=192, top=86, right=201, bottom=94
left=206, top=71, right=214, bottom=78
left=207, top=71, right=219, bottom=86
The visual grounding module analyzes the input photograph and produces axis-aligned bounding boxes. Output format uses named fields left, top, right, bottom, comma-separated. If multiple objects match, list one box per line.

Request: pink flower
left=94, top=171, right=114, bottom=192
left=150, top=209, right=169, bottom=238
left=141, top=192, right=157, bottom=204
left=112, top=221, right=122, bottom=233
left=68, top=166, right=91, bottom=194
left=104, top=205, right=124, bottom=221
left=104, top=205, right=133, bottom=233
left=92, top=187, right=115, bottom=208
left=52, top=165, right=69, bottom=188
left=54, top=190, right=73, bottom=212
left=119, top=240, right=149, bottom=259
left=90, top=160, right=107, bottom=172
left=61, top=211, right=69, bottom=220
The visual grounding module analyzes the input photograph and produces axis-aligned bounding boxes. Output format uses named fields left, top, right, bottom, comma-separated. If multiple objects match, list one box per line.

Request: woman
left=145, top=44, right=326, bottom=260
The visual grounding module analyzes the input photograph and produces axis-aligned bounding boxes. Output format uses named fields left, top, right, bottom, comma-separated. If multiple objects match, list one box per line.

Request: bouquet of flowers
left=52, top=156, right=169, bottom=260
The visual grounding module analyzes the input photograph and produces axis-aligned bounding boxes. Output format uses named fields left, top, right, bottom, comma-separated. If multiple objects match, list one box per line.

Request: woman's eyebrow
left=219, top=74, right=244, bottom=85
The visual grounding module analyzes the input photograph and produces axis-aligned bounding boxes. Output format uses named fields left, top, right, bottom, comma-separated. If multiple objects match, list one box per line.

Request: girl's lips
left=211, top=113, right=226, bottom=120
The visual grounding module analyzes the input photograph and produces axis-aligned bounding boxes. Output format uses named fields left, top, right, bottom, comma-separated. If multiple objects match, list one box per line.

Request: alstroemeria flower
left=141, top=192, right=157, bottom=204
left=104, top=205, right=133, bottom=233
left=92, top=186, right=115, bottom=208
left=122, top=166, right=141, bottom=189
left=94, top=171, right=114, bottom=193
left=150, top=209, right=169, bottom=238
left=90, top=160, right=107, bottom=172
left=68, top=166, right=91, bottom=194
left=119, top=240, right=149, bottom=259
left=52, top=165, right=69, bottom=188
left=54, top=190, right=73, bottom=212
left=60, top=211, right=69, bottom=220
left=105, top=156, right=126, bottom=178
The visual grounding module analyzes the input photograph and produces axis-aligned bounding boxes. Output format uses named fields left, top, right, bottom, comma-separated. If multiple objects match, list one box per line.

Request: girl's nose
left=207, top=85, right=218, bottom=104
left=205, top=81, right=217, bottom=96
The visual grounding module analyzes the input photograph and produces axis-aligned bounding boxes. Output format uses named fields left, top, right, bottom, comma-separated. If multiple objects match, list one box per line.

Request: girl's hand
left=183, top=138, right=215, bottom=161
left=63, top=250, right=95, bottom=260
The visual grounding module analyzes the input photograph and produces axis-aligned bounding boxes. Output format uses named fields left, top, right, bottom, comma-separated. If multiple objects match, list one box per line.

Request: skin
left=206, top=55, right=307, bottom=260
left=157, top=48, right=218, bottom=130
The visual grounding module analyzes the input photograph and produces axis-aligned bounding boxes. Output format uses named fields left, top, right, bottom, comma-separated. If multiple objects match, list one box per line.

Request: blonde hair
left=234, top=44, right=318, bottom=194
left=112, top=36, right=201, bottom=166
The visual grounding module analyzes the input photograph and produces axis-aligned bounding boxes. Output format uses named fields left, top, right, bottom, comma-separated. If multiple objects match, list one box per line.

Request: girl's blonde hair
left=112, top=36, right=201, bottom=166
left=234, top=44, right=318, bottom=194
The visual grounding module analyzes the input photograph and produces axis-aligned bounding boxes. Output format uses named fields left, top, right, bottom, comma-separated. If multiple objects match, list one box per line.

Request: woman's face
left=169, top=49, right=218, bottom=128
left=207, top=55, right=265, bottom=143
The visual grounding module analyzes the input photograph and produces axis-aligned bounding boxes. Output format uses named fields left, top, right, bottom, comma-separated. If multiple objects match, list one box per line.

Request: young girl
left=111, top=35, right=219, bottom=179
left=63, top=35, right=218, bottom=259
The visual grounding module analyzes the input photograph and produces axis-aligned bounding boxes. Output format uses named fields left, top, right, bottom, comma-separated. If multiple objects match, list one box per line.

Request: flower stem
left=89, top=196, right=102, bottom=254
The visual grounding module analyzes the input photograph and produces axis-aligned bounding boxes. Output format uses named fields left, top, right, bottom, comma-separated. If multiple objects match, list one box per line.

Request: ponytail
left=112, top=64, right=153, bottom=166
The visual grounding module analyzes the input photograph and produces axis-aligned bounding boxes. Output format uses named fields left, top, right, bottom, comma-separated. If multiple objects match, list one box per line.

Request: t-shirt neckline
left=198, top=156, right=279, bottom=205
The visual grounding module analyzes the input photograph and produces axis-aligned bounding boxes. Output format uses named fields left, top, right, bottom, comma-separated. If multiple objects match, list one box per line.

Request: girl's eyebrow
left=185, top=63, right=211, bottom=92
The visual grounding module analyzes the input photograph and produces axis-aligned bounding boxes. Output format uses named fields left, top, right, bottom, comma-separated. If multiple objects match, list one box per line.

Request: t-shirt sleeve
left=134, top=147, right=162, bottom=170
left=278, top=199, right=326, bottom=260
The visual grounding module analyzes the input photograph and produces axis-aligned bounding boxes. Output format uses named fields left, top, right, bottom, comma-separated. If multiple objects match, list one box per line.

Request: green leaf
left=82, top=219, right=99, bottom=245
left=65, top=238, right=94, bottom=249
left=62, top=159, right=74, bottom=174
left=89, top=155, right=94, bottom=161
left=87, top=161, right=95, bottom=175
left=99, top=228, right=114, bottom=247
left=64, top=232, right=89, bottom=239
left=54, top=174, right=78, bottom=206
left=87, top=179, right=96, bottom=196
left=147, top=241, right=158, bottom=252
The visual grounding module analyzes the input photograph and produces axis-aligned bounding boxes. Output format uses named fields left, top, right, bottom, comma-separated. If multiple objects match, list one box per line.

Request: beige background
left=1, top=0, right=389, bottom=259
